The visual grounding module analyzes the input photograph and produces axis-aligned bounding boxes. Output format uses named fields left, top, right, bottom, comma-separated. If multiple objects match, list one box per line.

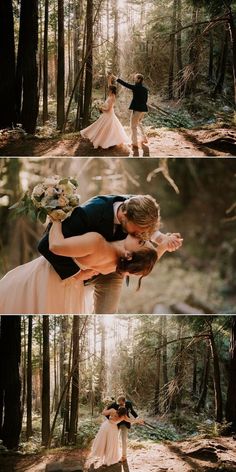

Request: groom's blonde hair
left=122, top=195, right=160, bottom=235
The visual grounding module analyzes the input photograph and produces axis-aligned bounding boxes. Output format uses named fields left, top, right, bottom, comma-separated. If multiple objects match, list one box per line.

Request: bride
left=89, top=407, right=143, bottom=468
left=80, top=76, right=130, bottom=149
left=0, top=219, right=171, bottom=315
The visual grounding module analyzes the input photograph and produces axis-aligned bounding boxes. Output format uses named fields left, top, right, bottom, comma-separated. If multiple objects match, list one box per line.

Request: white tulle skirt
left=0, top=256, right=93, bottom=314
left=80, top=110, right=130, bottom=149
left=90, top=420, right=121, bottom=468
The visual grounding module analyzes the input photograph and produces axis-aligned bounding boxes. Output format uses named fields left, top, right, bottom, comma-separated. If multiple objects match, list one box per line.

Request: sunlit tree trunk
left=168, top=0, right=177, bottom=99
left=57, top=0, right=65, bottom=130
left=26, top=316, right=33, bottom=439
left=42, top=316, right=50, bottom=445
left=83, top=0, right=93, bottom=127
left=43, top=0, right=49, bottom=123
left=68, top=316, right=80, bottom=444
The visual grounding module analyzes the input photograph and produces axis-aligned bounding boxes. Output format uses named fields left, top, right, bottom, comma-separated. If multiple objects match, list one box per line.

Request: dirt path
left=0, top=128, right=234, bottom=157
left=0, top=437, right=236, bottom=472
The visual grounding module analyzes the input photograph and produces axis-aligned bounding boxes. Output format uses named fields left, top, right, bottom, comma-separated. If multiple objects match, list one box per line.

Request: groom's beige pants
left=86, top=272, right=124, bottom=314
left=119, top=425, right=128, bottom=457
left=130, top=111, right=146, bottom=145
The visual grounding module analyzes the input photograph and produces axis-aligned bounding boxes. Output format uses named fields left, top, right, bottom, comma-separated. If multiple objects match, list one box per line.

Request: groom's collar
left=113, top=201, right=122, bottom=225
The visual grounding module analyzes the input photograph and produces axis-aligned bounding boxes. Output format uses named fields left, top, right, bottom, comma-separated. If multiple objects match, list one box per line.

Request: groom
left=38, top=194, right=182, bottom=314
left=106, top=394, right=138, bottom=462
left=111, top=73, right=148, bottom=148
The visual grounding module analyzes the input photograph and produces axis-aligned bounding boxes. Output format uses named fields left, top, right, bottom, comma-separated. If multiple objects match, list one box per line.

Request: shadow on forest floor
left=0, top=127, right=235, bottom=157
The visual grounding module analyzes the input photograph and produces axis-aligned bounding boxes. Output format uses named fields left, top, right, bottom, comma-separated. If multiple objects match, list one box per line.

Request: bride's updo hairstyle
left=116, top=247, right=158, bottom=290
left=109, top=85, right=117, bottom=95
left=118, top=406, right=128, bottom=417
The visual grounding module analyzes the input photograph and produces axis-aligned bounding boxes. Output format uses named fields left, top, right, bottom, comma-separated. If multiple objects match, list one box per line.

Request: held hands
left=159, top=232, right=183, bottom=252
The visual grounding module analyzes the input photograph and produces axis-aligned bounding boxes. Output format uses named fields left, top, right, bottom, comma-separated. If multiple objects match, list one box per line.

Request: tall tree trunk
left=154, top=319, right=162, bottom=414
left=228, top=8, right=236, bottom=107
left=0, top=0, right=16, bottom=129
left=208, top=30, right=214, bottom=83
left=68, top=316, right=80, bottom=444
left=17, top=0, right=39, bottom=133
left=43, top=0, right=49, bottom=123
left=42, top=316, right=50, bottom=445
left=176, top=0, right=183, bottom=97
left=83, top=0, right=93, bottom=127
left=225, top=317, right=236, bottom=431
left=26, top=316, right=33, bottom=439
left=192, top=343, right=197, bottom=397
left=213, top=28, right=228, bottom=97
left=196, top=341, right=210, bottom=413
left=112, top=0, right=119, bottom=74
left=168, top=0, right=177, bottom=99
left=57, top=0, right=65, bottom=130
left=209, top=329, right=223, bottom=423
left=0, top=316, right=22, bottom=449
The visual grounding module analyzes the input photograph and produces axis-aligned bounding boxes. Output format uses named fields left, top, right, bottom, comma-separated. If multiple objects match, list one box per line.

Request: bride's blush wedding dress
left=90, top=419, right=121, bottom=468
left=80, top=95, right=130, bottom=149
left=0, top=256, right=93, bottom=314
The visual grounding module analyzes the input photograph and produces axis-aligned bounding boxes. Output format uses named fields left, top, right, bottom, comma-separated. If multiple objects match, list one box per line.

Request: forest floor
left=0, top=437, right=236, bottom=472
left=0, top=127, right=235, bottom=157
left=1, top=94, right=235, bottom=157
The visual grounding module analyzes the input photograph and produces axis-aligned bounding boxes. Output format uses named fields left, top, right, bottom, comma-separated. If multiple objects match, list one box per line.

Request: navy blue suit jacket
left=117, top=78, right=148, bottom=112
left=38, top=194, right=131, bottom=280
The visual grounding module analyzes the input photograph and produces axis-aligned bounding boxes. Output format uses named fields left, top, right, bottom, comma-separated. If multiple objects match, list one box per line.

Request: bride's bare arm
left=49, top=221, right=104, bottom=257
left=102, top=408, right=116, bottom=416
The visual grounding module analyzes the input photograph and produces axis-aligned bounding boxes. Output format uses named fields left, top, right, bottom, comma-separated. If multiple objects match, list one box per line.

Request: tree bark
left=68, top=316, right=80, bottom=444
left=26, top=316, right=33, bottom=439
left=225, top=316, right=236, bottom=431
left=42, top=316, right=50, bottom=445
left=83, top=0, right=93, bottom=127
left=0, top=316, right=22, bottom=449
left=209, top=329, right=223, bottom=423
left=0, top=0, right=16, bottom=129
left=43, top=0, right=49, bottom=123
left=57, top=0, right=65, bottom=130
left=16, top=0, right=39, bottom=133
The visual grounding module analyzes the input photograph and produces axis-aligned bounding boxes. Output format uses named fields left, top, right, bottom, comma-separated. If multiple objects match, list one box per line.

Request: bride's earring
left=126, top=275, right=130, bottom=287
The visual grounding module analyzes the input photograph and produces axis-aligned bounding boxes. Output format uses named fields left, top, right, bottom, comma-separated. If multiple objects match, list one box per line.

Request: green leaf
left=38, top=209, right=47, bottom=224
left=70, top=178, right=79, bottom=187
left=59, top=178, right=69, bottom=184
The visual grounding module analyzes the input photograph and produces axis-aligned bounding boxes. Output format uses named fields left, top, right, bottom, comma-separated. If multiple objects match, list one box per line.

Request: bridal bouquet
left=10, top=175, right=80, bottom=223
left=93, top=99, right=104, bottom=112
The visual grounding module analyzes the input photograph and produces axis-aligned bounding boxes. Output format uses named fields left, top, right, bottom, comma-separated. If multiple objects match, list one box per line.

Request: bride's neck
left=110, top=240, right=125, bottom=258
